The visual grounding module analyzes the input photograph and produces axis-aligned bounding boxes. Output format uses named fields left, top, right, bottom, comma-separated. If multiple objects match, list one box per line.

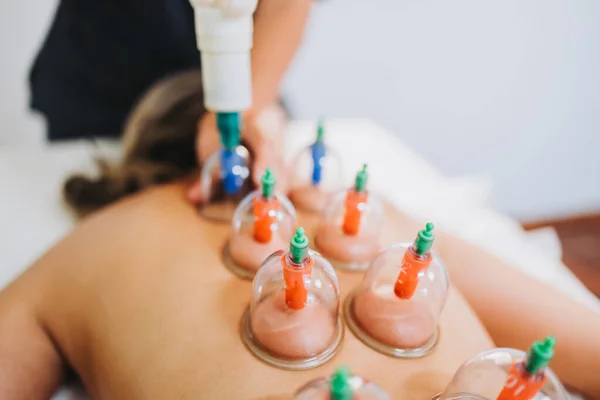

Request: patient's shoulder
left=80, top=183, right=193, bottom=228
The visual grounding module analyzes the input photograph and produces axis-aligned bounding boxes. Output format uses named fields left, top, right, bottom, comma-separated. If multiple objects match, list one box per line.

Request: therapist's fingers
left=187, top=178, right=204, bottom=204
left=190, top=105, right=288, bottom=205
left=244, top=106, right=289, bottom=193
left=252, top=146, right=288, bottom=194
left=189, top=112, right=217, bottom=205
left=196, top=112, right=220, bottom=164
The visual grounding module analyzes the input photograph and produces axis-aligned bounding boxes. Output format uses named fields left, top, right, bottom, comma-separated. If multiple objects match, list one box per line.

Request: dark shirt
left=29, top=0, right=200, bottom=140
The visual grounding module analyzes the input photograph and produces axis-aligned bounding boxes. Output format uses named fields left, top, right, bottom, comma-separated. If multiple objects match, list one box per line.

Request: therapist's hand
left=187, top=105, right=288, bottom=204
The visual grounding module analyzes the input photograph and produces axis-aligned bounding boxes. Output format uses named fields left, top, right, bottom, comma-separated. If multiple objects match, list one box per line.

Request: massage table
left=0, top=120, right=596, bottom=399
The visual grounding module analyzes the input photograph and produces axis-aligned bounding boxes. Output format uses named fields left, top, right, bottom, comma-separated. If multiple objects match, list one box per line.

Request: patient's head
left=64, top=70, right=208, bottom=217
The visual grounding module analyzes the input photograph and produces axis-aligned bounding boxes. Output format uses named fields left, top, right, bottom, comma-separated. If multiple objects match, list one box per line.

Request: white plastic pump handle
left=215, top=0, right=259, bottom=17
left=189, top=0, right=216, bottom=7
left=201, top=51, right=252, bottom=111
left=190, top=2, right=256, bottom=112
left=190, top=0, right=258, bottom=17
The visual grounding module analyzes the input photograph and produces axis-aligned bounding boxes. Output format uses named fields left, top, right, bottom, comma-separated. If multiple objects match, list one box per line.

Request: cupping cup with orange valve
left=315, top=164, right=383, bottom=272
left=224, top=168, right=296, bottom=279
left=435, top=337, right=568, bottom=400
left=344, top=223, right=449, bottom=358
left=240, top=227, right=344, bottom=370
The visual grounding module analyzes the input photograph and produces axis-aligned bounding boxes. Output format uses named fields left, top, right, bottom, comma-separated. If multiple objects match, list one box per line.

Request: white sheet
left=0, top=120, right=596, bottom=399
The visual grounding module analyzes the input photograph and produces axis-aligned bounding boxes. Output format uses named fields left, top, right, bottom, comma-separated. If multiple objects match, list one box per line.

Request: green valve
left=261, top=168, right=276, bottom=199
left=216, top=112, right=241, bottom=150
left=525, top=336, right=556, bottom=375
left=414, top=222, right=435, bottom=255
left=290, top=227, right=309, bottom=264
left=354, top=164, right=368, bottom=192
left=330, top=367, right=353, bottom=400
left=316, top=118, right=325, bottom=142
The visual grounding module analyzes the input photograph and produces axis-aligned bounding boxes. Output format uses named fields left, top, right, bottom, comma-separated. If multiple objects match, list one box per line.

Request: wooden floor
left=524, top=214, right=600, bottom=298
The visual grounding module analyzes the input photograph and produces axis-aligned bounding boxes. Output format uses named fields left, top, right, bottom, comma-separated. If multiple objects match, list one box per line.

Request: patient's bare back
left=5, top=184, right=493, bottom=400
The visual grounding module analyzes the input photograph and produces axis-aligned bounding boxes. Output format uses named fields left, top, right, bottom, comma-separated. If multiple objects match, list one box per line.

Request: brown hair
left=63, top=69, right=205, bottom=217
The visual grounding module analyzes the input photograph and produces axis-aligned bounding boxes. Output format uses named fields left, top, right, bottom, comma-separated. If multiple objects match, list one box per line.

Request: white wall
left=0, top=0, right=59, bottom=146
left=1, top=0, right=599, bottom=221
left=283, top=0, right=600, bottom=221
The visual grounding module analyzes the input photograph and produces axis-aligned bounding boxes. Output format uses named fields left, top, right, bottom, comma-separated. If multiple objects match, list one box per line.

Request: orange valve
left=394, top=223, right=435, bottom=300
left=283, top=228, right=314, bottom=310
left=497, top=337, right=556, bottom=400
left=342, top=164, right=369, bottom=236
left=253, top=197, right=279, bottom=243
left=253, top=169, right=279, bottom=243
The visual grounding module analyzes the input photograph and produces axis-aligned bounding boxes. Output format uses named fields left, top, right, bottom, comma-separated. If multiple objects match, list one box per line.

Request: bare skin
left=0, top=183, right=599, bottom=399
left=0, top=183, right=491, bottom=400
left=353, top=290, right=437, bottom=349
left=289, top=186, right=332, bottom=214
left=250, top=291, right=337, bottom=359
left=315, top=223, right=381, bottom=264
left=0, top=281, right=64, bottom=399
left=229, top=230, right=288, bottom=273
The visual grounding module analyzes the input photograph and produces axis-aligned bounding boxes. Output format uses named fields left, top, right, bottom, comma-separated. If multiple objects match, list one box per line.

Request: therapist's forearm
left=250, top=0, right=311, bottom=113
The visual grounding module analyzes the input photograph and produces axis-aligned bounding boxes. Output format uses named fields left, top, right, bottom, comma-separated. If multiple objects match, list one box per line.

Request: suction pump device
left=345, top=223, right=449, bottom=358
left=241, top=227, right=343, bottom=370
left=190, top=0, right=258, bottom=222
left=434, top=337, right=568, bottom=400
left=289, top=119, right=344, bottom=213
left=198, top=112, right=252, bottom=222
left=294, top=366, right=391, bottom=400
left=224, top=168, right=297, bottom=279
left=315, top=164, right=384, bottom=271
